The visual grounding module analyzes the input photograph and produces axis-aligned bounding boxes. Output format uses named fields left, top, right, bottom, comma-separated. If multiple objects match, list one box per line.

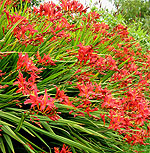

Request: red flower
left=24, top=88, right=41, bottom=108
left=55, top=87, right=74, bottom=107
left=100, top=114, right=105, bottom=126
left=13, top=71, right=30, bottom=95
left=36, top=51, right=56, bottom=66
left=25, top=89, right=59, bottom=121
left=60, top=0, right=88, bottom=14
left=40, top=89, right=55, bottom=111
left=54, top=144, right=72, bottom=153
left=77, top=82, right=95, bottom=99
left=76, top=43, right=93, bottom=64
left=13, top=71, right=38, bottom=95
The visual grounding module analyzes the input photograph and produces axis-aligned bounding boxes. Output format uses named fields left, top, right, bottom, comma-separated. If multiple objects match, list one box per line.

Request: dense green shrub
left=110, top=0, right=150, bottom=33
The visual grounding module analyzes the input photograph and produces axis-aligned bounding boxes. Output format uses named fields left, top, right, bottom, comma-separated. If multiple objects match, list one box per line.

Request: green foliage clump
left=112, top=0, right=150, bottom=33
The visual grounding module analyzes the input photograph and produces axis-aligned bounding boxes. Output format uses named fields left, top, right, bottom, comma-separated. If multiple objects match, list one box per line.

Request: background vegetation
left=109, top=0, right=150, bottom=33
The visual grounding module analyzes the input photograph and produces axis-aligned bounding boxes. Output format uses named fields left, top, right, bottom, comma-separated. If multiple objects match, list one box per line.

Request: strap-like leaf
left=0, top=137, right=6, bottom=153
left=3, top=134, right=15, bottom=153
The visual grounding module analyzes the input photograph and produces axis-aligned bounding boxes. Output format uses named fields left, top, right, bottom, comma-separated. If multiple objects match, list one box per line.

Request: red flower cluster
left=1, top=0, right=30, bottom=8
left=32, top=1, right=78, bottom=43
left=89, top=54, right=118, bottom=74
left=4, top=10, right=43, bottom=46
left=87, top=11, right=101, bottom=22
left=13, top=71, right=38, bottom=95
left=72, top=81, right=107, bottom=118
left=76, top=43, right=93, bottom=64
left=54, top=144, right=72, bottom=153
left=55, top=86, right=74, bottom=107
left=60, top=0, right=88, bottom=14
left=113, top=24, right=129, bottom=37
left=70, top=33, right=149, bottom=144
left=37, top=1, right=62, bottom=21
left=25, top=89, right=59, bottom=121
left=100, top=87, right=150, bottom=145
left=36, top=51, right=56, bottom=66
left=13, top=53, right=59, bottom=120
left=73, top=77, right=150, bottom=144
left=17, top=53, right=43, bottom=74
left=14, top=53, right=43, bottom=95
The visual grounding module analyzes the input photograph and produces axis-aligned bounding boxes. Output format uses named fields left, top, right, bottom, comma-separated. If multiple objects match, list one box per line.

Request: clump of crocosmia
left=24, top=89, right=60, bottom=121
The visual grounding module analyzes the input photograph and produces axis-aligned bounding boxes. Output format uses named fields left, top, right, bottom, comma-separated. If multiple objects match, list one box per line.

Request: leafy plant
left=0, top=0, right=149, bottom=153
left=109, top=0, right=150, bottom=33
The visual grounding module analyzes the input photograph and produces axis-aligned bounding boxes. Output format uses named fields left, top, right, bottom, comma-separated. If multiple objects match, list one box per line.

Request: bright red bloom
left=54, top=144, right=72, bottom=153
left=113, top=24, right=129, bottom=37
left=25, top=89, right=59, bottom=121
left=24, top=88, right=41, bottom=108
left=60, top=0, right=88, bottom=14
left=77, top=43, right=93, bottom=64
left=4, top=10, right=44, bottom=46
left=5, top=11, right=37, bottom=37
left=17, top=53, right=43, bottom=73
left=55, top=87, right=74, bottom=107
left=13, top=71, right=31, bottom=95
left=87, top=11, right=101, bottom=22
left=100, top=114, right=105, bottom=126
left=77, top=81, right=95, bottom=99
left=89, top=55, right=118, bottom=74
left=39, top=1, right=62, bottom=21
left=40, top=89, right=55, bottom=112
left=36, top=51, right=56, bottom=66
left=14, top=72, right=38, bottom=95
